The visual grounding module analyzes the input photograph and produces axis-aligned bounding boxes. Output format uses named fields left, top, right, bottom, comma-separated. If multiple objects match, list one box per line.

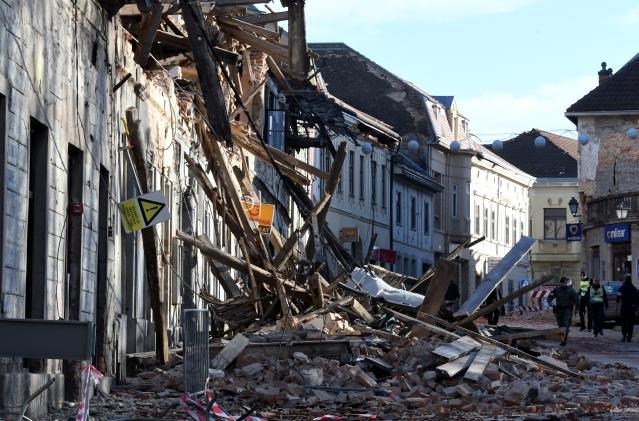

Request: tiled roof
left=309, top=43, right=435, bottom=140
left=485, top=129, right=578, bottom=178
left=565, top=54, right=639, bottom=122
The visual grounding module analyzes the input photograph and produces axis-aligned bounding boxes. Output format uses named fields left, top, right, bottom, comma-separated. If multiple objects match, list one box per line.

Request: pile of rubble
left=47, top=308, right=639, bottom=420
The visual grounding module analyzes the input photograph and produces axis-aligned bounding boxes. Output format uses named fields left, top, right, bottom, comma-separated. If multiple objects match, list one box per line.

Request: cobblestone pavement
left=502, top=309, right=639, bottom=369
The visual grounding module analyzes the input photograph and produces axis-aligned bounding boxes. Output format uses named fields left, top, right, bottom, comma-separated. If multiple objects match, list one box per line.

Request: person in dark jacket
left=578, top=272, right=592, bottom=331
left=617, top=275, right=639, bottom=342
left=589, top=278, right=608, bottom=337
left=485, top=287, right=504, bottom=325
left=547, top=277, right=578, bottom=346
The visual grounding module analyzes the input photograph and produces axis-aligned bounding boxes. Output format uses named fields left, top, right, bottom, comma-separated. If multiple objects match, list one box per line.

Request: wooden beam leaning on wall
left=133, top=1, right=164, bottom=67
left=181, top=0, right=232, bottom=145
left=125, top=108, right=170, bottom=364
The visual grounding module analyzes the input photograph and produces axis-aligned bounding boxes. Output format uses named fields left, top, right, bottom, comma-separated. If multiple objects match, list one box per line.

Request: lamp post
left=616, top=200, right=630, bottom=219
left=568, top=196, right=580, bottom=218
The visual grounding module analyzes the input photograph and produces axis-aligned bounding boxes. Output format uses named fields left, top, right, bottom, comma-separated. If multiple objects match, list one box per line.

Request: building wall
left=324, top=138, right=392, bottom=269
left=578, top=115, right=639, bottom=284
left=391, top=174, right=435, bottom=277
left=528, top=180, right=581, bottom=281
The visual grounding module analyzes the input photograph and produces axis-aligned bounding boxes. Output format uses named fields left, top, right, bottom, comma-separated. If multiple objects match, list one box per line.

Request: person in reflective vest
left=547, top=277, right=578, bottom=346
left=589, top=278, right=608, bottom=337
left=578, top=272, right=592, bottom=331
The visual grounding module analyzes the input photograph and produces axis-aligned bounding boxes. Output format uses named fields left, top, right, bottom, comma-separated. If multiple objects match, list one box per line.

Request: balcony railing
left=586, top=194, right=639, bottom=226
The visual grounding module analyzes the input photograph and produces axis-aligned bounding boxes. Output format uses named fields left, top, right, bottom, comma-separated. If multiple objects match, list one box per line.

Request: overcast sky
left=263, top=0, right=638, bottom=143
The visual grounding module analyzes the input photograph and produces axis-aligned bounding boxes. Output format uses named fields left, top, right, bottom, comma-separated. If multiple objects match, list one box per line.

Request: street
left=502, top=310, right=639, bottom=369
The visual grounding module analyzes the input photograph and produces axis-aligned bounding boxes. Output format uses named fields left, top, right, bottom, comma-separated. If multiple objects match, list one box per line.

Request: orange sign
left=241, top=201, right=275, bottom=234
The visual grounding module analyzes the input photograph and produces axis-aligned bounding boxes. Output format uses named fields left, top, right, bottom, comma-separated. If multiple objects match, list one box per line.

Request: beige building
left=488, top=130, right=582, bottom=284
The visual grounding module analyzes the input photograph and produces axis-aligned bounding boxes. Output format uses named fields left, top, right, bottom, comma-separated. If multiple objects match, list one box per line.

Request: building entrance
left=611, top=241, right=631, bottom=282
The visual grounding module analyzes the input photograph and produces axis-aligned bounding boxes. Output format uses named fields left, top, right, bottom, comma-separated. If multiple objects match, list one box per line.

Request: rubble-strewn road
left=42, top=309, right=639, bottom=421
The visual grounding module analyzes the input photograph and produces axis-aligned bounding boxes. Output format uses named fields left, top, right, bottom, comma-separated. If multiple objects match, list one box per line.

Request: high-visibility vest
left=591, top=287, right=604, bottom=303
left=580, top=280, right=590, bottom=297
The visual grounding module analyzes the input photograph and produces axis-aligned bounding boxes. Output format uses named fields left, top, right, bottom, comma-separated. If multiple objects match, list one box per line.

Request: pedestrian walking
left=484, top=288, right=504, bottom=325
left=617, top=275, right=639, bottom=342
left=589, top=278, right=608, bottom=337
left=547, top=277, right=578, bottom=346
left=578, top=272, right=592, bottom=331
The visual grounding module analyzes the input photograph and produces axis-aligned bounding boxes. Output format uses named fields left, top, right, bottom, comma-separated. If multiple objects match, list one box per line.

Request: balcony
left=586, top=194, right=639, bottom=226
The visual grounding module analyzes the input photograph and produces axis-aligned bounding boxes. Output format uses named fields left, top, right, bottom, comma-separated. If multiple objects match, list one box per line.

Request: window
left=484, top=207, right=488, bottom=236
left=434, top=172, right=442, bottom=229
left=491, top=210, right=496, bottom=240
left=452, top=184, right=458, bottom=217
left=512, top=217, right=517, bottom=243
left=520, top=220, right=525, bottom=239
left=381, top=165, right=387, bottom=209
left=371, top=161, right=377, bottom=204
left=474, top=204, right=480, bottom=235
left=396, top=191, right=402, bottom=225
left=410, top=196, right=416, bottom=230
left=465, top=182, right=470, bottom=218
left=424, top=202, right=430, bottom=235
left=359, top=155, right=365, bottom=200
left=348, top=151, right=354, bottom=196
left=543, top=208, right=567, bottom=239
left=505, top=216, right=510, bottom=244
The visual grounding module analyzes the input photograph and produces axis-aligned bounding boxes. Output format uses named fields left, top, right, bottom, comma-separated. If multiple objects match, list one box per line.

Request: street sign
left=119, top=190, right=170, bottom=233
left=241, top=200, right=275, bottom=234
left=566, top=223, right=582, bottom=241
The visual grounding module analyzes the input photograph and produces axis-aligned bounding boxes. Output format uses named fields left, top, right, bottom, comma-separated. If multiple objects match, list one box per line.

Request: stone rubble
left=44, top=314, right=639, bottom=420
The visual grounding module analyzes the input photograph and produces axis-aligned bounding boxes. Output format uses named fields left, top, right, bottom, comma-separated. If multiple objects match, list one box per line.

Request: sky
left=262, top=0, right=639, bottom=143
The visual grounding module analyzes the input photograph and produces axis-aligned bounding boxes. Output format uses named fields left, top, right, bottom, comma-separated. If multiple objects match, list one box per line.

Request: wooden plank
left=432, top=336, right=482, bottom=360
left=388, top=309, right=460, bottom=341
left=125, top=109, right=169, bottom=364
left=453, top=272, right=557, bottom=326
left=317, top=141, right=347, bottom=226
left=296, top=296, right=353, bottom=324
left=176, top=230, right=272, bottom=282
left=463, top=344, right=497, bottom=382
left=232, top=126, right=327, bottom=180
left=411, top=260, right=454, bottom=337
left=404, top=309, right=583, bottom=378
left=436, top=352, right=477, bottom=378
left=266, top=56, right=293, bottom=92
left=218, top=16, right=280, bottom=40
left=224, top=25, right=289, bottom=63
left=455, top=236, right=536, bottom=318
left=134, top=1, right=164, bottom=67
left=239, top=11, right=288, bottom=25
left=229, top=79, right=266, bottom=120
left=491, top=327, right=566, bottom=342
left=182, top=1, right=232, bottom=145
left=198, top=234, right=242, bottom=298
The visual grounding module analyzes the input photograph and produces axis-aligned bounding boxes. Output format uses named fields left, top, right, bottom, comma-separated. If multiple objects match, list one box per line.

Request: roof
left=433, top=96, right=454, bottom=109
left=485, top=129, right=578, bottom=178
left=565, top=54, right=639, bottom=122
left=309, top=43, right=435, bottom=140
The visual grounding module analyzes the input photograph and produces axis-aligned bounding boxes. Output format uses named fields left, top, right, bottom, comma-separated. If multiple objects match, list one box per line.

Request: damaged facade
left=0, top=1, right=577, bottom=419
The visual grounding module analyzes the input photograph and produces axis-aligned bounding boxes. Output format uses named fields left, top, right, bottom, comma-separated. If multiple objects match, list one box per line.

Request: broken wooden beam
left=463, top=344, right=497, bottom=382
left=182, top=1, right=232, bottom=145
left=125, top=108, right=169, bottom=364
left=133, top=1, right=164, bottom=67
left=491, top=327, right=566, bottom=342
left=453, top=272, right=557, bottom=327
left=411, top=259, right=454, bottom=337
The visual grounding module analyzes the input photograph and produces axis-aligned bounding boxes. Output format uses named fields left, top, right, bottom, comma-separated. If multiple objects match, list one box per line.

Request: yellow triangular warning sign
left=137, top=198, right=166, bottom=226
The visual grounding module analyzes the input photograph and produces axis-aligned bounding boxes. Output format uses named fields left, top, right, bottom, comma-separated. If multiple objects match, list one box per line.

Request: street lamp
left=616, top=200, right=630, bottom=219
left=568, top=196, right=580, bottom=218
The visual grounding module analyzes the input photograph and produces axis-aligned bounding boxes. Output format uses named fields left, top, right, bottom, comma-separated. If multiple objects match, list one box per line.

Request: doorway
left=612, top=242, right=631, bottom=282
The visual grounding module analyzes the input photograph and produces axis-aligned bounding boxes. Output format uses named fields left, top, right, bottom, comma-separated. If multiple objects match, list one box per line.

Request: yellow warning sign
left=119, top=191, right=170, bottom=233
left=241, top=201, right=275, bottom=234
left=119, top=200, right=143, bottom=233
left=138, top=198, right=166, bottom=226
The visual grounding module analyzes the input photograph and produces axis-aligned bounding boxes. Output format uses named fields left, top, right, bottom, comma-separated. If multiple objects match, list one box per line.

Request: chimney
left=598, top=62, right=613, bottom=85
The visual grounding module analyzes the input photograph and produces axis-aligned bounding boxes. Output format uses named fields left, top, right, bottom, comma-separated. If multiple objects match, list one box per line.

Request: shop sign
left=339, top=227, right=359, bottom=242
left=604, top=223, right=630, bottom=243
left=566, top=223, right=582, bottom=241
left=241, top=201, right=275, bottom=234
left=372, top=248, right=397, bottom=264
